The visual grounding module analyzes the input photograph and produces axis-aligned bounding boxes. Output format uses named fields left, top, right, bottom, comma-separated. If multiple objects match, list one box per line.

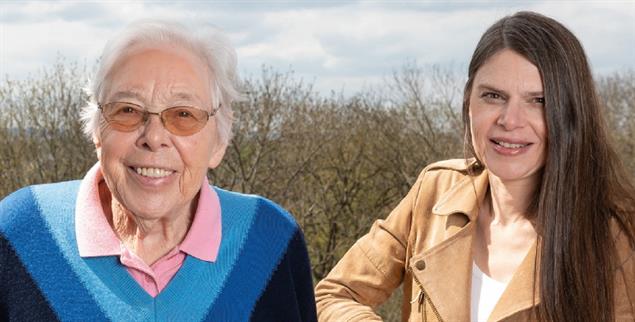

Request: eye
left=122, top=106, right=136, bottom=113
left=111, top=103, right=142, bottom=115
left=177, top=110, right=194, bottom=118
left=480, top=91, right=504, bottom=103
left=533, top=97, right=545, bottom=105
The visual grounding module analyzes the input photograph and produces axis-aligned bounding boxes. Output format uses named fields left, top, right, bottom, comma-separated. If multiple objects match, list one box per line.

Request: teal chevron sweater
left=0, top=181, right=316, bottom=321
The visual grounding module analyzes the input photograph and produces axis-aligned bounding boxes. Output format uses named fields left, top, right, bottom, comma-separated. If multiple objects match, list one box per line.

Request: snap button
left=415, top=259, right=426, bottom=270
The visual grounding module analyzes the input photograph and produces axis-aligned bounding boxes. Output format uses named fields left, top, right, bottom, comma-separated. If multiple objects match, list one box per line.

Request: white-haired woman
left=0, top=20, right=316, bottom=322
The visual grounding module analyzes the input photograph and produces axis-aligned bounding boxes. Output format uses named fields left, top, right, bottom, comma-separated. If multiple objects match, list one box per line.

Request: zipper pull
left=410, top=288, right=424, bottom=312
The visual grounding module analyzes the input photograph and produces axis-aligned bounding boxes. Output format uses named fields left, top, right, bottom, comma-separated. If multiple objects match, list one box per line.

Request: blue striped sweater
left=0, top=181, right=317, bottom=321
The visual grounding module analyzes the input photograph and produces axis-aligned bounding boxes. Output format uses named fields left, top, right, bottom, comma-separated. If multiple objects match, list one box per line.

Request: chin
left=119, top=194, right=173, bottom=216
left=486, top=163, right=543, bottom=183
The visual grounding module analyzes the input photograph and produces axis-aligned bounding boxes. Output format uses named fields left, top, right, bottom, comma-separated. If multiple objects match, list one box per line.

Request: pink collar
left=75, top=162, right=222, bottom=262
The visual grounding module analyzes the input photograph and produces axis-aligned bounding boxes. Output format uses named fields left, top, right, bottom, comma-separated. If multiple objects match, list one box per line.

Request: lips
left=489, top=137, right=534, bottom=156
left=129, top=165, right=176, bottom=178
left=491, top=139, right=531, bottom=149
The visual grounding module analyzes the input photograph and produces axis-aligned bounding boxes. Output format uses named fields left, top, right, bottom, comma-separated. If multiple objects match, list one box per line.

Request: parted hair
left=462, top=11, right=635, bottom=322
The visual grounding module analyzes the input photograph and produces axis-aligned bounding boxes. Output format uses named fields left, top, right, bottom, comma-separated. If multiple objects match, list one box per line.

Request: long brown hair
left=462, top=11, right=635, bottom=321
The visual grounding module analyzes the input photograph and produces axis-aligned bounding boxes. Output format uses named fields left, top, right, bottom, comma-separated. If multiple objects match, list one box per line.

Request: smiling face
left=469, top=49, right=547, bottom=184
left=96, top=46, right=227, bottom=220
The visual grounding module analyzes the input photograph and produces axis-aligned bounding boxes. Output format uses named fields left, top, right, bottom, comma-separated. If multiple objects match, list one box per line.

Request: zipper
left=410, top=267, right=444, bottom=322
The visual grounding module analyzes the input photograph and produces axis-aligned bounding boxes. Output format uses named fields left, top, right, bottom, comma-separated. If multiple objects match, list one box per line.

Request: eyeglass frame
left=97, top=101, right=221, bottom=135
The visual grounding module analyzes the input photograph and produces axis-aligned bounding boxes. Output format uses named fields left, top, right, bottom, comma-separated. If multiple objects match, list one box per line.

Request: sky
left=1, top=1, right=634, bottom=95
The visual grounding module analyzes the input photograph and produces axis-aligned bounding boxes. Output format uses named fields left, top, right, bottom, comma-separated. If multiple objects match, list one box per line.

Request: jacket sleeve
left=314, top=173, right=425, bottom=321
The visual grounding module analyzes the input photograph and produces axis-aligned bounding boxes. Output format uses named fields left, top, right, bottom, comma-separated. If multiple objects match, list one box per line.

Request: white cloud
left=1, top=0, right=633, bottom=95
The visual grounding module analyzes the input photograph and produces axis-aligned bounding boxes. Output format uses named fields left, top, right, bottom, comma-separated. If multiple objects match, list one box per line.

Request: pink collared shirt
left=75, top=163, right=222, bottom=297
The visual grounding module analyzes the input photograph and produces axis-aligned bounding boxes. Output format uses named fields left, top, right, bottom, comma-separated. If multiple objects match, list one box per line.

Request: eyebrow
left=170, top=92, right=200, bottom=102
left=107, top=90, right=204, bottom=105
left=475, top=83, right=543, bottom=97
left=167, top=92, right=206, bottom=106
left=108, top=90, right=146, bottom=103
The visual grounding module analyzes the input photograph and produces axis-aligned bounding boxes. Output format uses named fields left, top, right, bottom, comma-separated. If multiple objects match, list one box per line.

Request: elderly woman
left=315, top=11, right=635, bottom=322
left=0, top=21, right=316, bottom=321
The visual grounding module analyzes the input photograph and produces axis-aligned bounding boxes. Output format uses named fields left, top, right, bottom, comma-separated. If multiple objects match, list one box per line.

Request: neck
left=486, top=174, right=539, bottom=226
left=98, top=181, right=194, bottom=265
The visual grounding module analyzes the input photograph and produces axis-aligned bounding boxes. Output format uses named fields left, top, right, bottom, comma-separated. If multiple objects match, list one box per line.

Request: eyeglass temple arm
left=210, top=103, right=222, bottom=116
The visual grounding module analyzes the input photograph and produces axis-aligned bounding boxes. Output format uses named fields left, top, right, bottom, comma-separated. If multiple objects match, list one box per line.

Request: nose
left=137, top=113, right=171, bottom=151
left=496, top=99, right=526, bottom=130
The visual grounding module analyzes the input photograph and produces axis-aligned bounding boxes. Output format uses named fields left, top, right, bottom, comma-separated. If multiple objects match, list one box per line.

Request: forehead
left=473, top=49, right=543, bottom=91
left=104, top=45, right=212, bottom=103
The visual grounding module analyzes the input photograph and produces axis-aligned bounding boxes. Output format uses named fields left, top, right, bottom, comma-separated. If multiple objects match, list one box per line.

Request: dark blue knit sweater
left=0, top=181, right=317, bottom=321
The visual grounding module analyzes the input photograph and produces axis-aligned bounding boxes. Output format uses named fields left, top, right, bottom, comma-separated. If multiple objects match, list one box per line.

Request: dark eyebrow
left=475, top=84, right=509, bottom=97
left=525, top=91, right=544, bottom=97
left=476, top=84, right=544, bottom=98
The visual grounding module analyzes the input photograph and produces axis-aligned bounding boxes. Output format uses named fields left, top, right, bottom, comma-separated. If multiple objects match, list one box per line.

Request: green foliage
left=1, top=61, right=634, bottom=321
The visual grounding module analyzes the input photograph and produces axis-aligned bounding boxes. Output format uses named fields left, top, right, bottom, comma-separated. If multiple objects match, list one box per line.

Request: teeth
left=496, top=141, right=528, bottom=149
left=135, top=167, right=172, bottom=178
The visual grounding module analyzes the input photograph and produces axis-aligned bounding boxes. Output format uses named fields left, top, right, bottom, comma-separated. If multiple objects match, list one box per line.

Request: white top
left=470, top=262, right=509, bottom=322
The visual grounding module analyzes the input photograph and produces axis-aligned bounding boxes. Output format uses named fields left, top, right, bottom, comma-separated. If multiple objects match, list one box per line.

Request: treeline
left=1, top=61, right=634, bottom=320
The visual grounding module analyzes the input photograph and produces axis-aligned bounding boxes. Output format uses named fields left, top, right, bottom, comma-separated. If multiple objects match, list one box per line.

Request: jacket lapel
left=408, top=168, right=489, bottom=321
left=488, top=241, right=540, bottom=321
left=410, top=165, right=541, bottom=321
left=410, top=223, right=475, bottom=321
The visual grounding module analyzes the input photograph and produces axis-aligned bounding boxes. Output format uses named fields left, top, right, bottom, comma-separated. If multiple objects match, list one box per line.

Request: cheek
left=98, top=132, right=136, bottom=179
left=468, top=110, right=487, bottom=156
left=175, top=136, right=214, bottom=171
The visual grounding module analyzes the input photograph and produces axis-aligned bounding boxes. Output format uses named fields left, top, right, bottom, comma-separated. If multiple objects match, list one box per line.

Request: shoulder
left=612, top=219, right=635, bottom=268
left=411, top=158, right=482, bottom=196
left=419, top=158, right=478, bottom=177
left=213, top=187, right=299, bottom=230
left=0, top=181, right=80, bottom=232
left=1, top=181, right=80, bottom=205
left=1, top=186, right=37, bottom=212
left=611, top=218, right=635, bottom=317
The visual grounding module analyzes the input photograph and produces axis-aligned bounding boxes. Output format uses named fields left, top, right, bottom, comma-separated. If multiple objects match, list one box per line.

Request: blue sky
left=1, top=1, right=634, bottom=95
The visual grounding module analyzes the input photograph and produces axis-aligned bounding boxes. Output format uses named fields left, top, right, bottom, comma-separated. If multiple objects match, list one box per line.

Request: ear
left=93, top=135, right=102, bottom=161
left=208, top=142, right=227, bottom=169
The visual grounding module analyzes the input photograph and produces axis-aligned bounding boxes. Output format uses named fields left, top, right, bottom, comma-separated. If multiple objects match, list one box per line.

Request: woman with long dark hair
left=315, top=11, right=635, bottom=321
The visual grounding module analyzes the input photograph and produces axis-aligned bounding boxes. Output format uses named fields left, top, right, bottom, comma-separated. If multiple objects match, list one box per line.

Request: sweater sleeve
left=0, top=234, right=7, bottom=319
left=250, top=229, right=318, bottom=322
left=0, top=188, right=60, bottom=321
left=288, top=229, right=318, bottom=322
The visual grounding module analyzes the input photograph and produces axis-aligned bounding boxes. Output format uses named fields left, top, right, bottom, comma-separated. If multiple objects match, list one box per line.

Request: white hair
left=80, top=19, right=241, bottom=145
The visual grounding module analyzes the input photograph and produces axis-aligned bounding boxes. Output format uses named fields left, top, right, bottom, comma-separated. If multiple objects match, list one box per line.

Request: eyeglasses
left=98, top=102, right=220, bottom=136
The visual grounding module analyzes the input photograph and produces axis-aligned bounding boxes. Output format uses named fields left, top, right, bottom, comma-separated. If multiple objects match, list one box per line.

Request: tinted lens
left=103, top=102, right=144, bottom=131
left=162, top=106, right=209, bottom=136
left=100, top=102, right=211, bottom=136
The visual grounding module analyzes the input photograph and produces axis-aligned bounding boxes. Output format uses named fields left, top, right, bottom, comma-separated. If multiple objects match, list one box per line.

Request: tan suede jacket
left=315, top=159, right=635, bottom=322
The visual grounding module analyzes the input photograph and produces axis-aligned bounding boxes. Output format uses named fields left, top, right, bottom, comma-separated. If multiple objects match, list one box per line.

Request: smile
left=491, top=139, right=531, bottom=149
left=133, top=167, right=175, bottom=178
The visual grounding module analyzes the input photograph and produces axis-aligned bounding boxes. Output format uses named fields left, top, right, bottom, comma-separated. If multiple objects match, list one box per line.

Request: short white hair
left=81, top=19, right=241, bottom=145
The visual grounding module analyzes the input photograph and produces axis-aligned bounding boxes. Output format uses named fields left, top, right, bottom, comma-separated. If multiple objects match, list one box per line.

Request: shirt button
left=415, top=260, right=426, bottom=270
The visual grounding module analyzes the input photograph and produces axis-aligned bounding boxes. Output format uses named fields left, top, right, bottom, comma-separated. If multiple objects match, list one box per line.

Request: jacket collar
left=410, top=165, right=540, bottom=321
left=431, top=164, right=489, bottom=221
